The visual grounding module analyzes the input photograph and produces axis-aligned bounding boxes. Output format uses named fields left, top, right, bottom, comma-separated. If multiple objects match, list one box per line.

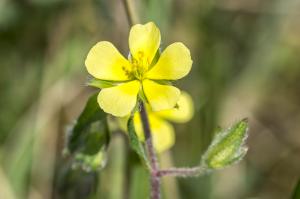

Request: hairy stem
left=158, top=167, right=206, bottom=178
left=121, top=2, right=204, bottom=198
left=139, top=102, right=161, bottom=199
left=121, top=1, right=160, bottom=198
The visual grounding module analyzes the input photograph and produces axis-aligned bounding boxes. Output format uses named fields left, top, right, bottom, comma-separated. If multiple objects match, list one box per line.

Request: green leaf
left=292, top=179, right=300, bottom=199
left=56, top=162, right=98, bottom=199
left=65, top=93, right=110, bottom=171
left=87, top=78, right=117, bottom=89
left=72, top=148, right=107, bottom=172
left=201, top=119, right=249, bottom=169
left=127, top=116, right=150, bottom=168
left=67, top=93, right=107, bottom=153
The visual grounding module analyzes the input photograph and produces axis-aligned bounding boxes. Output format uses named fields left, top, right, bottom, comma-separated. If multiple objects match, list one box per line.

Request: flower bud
left=201, top=119, right=249, bottom=169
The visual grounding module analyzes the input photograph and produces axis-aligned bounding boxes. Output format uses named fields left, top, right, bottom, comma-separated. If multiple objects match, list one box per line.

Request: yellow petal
left=155, top=91, right=194, bottom=123
left=85, top=41, right=131, bottom=81
left=142, top=80, right=180, bottom=111
left=98, top=80, right=140, bottom=117
left=133, top=113, right=175, bottom=153
left=146, top=42, right=192, bottom=80
left=151, top=119, right=175, bottom=153
left=129, top=22, right=161, bottom=65
left=132, top=113, right=144, bottom=140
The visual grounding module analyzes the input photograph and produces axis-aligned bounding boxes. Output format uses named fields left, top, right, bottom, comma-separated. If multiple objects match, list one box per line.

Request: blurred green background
left=1, top=0, right=300, bottom=198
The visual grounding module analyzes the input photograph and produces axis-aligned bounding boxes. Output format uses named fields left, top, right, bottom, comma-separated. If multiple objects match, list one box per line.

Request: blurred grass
left=1, top=0, right=300, bottom=198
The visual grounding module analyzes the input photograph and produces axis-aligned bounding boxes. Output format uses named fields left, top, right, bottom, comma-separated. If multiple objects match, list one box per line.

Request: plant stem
left=122, top=0, right=139, bottom=26
left=121, top=2, right=204, bottom=198
left=158, top=167, right=206, bottom=178
left=121, top=1, right=160, bottom=198
left=139, top=102, right=161, bottom=199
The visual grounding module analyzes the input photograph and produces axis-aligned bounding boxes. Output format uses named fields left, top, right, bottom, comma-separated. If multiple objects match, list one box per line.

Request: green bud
left=201, top=119, right=249, bottom=169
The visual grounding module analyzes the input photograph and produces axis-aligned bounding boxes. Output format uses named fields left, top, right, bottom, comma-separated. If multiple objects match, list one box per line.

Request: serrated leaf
left=65, top=93, right=110, bottom=171
left=67, top=93, right=107, bottom=153
left=81, top=120, right=109, bottom=155
left=127, top=116, right=150, bottom=168
left=201, top=119, right=249, bottom=169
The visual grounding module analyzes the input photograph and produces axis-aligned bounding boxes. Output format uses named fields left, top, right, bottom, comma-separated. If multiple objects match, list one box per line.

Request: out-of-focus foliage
left=0, top=0, right=300, bottom=199
left=292, top=179, right=300, bottom=199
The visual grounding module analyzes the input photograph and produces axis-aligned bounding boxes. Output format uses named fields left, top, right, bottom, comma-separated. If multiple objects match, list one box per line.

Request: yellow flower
left=132, top=92, right=194, bottom=153
left=85, top=22, right=192, bottom=117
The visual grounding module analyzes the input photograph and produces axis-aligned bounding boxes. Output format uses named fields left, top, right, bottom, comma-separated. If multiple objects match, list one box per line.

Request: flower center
left=127, top=51, right=150, bottom=80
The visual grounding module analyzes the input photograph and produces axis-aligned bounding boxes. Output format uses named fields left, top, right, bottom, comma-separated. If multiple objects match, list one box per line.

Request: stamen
left=127, top=51, right=150, bottom=80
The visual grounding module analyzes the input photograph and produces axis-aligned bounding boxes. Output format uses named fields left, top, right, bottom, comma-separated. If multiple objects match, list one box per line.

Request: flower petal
left=151, top=118, right=175, bottom=153
left=129, top=22, right=161, bottom=65
left=146, top=42, right=192, bottom=80
left=85, top=41, right=131, bottom=81
left=134, top=113, right=175, bottom=153
left=142, top=79, right=180, bottom=111
left=155, top=91, right=194, bottom=123
left=98, top=80, right=140, bottom=117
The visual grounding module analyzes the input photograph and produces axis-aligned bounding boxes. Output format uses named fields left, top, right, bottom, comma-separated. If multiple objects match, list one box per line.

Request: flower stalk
left=121, top=1, right=201, bottom=199
left=158, top=167, right=206, bottom=178
left=139, top=102, right=207, bottom=199
left=139, top=102, right=161, bottom=199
